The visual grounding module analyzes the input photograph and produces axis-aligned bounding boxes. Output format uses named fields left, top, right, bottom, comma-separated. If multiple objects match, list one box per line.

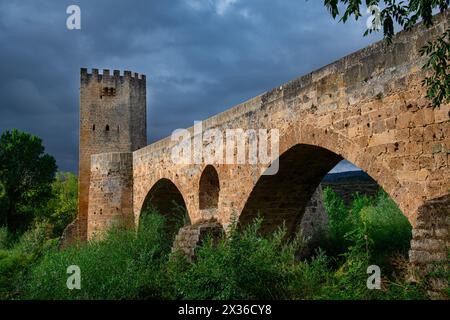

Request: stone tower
left=75, top=68, right=147, bottom=241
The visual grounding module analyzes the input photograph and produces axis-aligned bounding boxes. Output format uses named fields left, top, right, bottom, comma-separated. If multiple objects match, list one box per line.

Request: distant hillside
left=323, top=170, right=374, bottom=183
left=322, top=170, right=379, bottom=204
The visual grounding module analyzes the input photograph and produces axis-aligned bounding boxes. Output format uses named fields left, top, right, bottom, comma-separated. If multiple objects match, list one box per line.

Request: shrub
left=362, top=191, right=412, bottom=259
left=289, top=249, right=333, bottom=299
left=0, top=220, right=54, bottom=299
left=318, top=188, right=416, bottom=299
left=14, top=220, right=54, bottom=256
left=24, top=210, right=171, bottom=300
left=0, top=227, right=9, bottom=250
left=322, top=187, right=355, bottom=256
left=0, top=248, right=32, bottom=299
left=43, top=172, right=78, bottom=237
left=169, top=218, right=303, bottom=300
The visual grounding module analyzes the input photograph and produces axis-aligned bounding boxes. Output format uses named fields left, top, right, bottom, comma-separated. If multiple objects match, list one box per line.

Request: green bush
left=168, top=218, right=303, bottom=300
left=289, top=249, right=333, bottom=299
left=0, top=221, right=53, bottom=299
left=0, top=227, right=9, bottom=250
left=42, top=172, right=78, bottom=237
left=14, top=221, right=54, bottom=256
left=24, top=210, right=171, bottom=300
left=361, top=191, right=412, bottom=258
left=322, top=187, right=354, bottom=256
left=0, top=248, right=32, bottom=299
left=317, top=188, right=417, bottom=300
left=322, top=188, right=412, bottom=262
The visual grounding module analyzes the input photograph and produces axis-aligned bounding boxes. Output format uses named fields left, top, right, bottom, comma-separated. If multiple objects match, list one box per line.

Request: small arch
left=105, top=125, right=110, bottom=131
left=92, top=124, right=95, bottom=131
left=199, top=165, right=220, bottom=211
left=140, top=178, right=190, bottom=238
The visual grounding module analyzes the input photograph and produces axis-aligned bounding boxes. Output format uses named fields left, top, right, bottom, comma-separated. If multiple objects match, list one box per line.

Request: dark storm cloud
left=0, top=0, right=381, bottom=172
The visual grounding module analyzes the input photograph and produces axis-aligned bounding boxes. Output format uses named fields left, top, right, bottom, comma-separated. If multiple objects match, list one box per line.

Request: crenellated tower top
left=77, top=68, right=147, bottom=241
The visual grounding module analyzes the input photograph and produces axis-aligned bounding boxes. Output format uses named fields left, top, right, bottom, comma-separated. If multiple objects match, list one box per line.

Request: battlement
left=80, top=68, right=146, bottom=84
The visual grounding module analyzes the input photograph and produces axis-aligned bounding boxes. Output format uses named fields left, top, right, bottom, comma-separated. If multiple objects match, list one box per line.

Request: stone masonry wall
left=300, top=185, right=328, bottom=240
left=87, top=152, right=134, bottom=240
left=409, top=195, right=449, bottom=297
left=172, top=219, right=224, bottom=261
left=409, top=195, right=449, bottom=266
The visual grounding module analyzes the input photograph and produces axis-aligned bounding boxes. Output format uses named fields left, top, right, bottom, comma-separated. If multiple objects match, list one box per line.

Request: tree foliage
left=323, top=0, right=449, bottom=107
left=0, top=129, right=57, bottom=233
left=420, top=27, right=450, bottom=107
left=41, top=172, right=78, bottom=237
left=0, top=182, right=5, bottom=219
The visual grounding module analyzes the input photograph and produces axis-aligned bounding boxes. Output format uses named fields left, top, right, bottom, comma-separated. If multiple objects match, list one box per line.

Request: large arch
left=140, top=178, right=190, bottom=237
left=236, top=122, right=420, bottom=241
left=239, top=144, right=343, bottom=236
left=270, top=123, right=416, bottom=225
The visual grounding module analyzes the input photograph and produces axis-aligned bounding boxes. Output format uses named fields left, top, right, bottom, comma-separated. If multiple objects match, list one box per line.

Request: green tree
left=42, top=172, right=78, bottom=237
left=0, top=182, right=4, bottom=199
left=0, top=182, right=5, bottom=227
left=323, top=0, right=449, bottom=107
left=0, top=129, right=57, bottom=233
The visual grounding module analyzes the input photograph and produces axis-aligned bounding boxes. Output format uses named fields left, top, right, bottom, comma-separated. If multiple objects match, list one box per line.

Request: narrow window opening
left=199, top=165, right=220, bottom=210
left=106, top=125, right=110, bottom=131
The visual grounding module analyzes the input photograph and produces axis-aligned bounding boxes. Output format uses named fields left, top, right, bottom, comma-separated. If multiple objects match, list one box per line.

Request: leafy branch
left=323, top=0, right=450, bottom=107
left=420, top=27, right=450, bottom=107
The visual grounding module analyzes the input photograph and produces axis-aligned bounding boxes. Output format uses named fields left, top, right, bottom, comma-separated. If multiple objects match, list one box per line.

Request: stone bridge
left=63, top=12, right=449, bottom=272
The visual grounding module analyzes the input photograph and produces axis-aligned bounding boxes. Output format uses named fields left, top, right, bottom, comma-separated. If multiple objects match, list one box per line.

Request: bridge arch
left=282, top=124, right=416, bottom=222
left=237, top=122, right=415, bottom=235
left=139, top=178, right=190, bottom=237
left=239, top=144, right=342, bottom=235
left=199, top=165, right=220, bottom=212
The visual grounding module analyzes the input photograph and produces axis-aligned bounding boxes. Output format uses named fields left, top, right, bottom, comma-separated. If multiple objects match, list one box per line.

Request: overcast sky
left=0, top=0, right=382, bottom=173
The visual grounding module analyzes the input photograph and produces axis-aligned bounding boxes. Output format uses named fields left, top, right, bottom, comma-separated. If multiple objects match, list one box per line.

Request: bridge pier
left=409, top=195, right=449, bottom=298
left=172, top=218, right=224, bottom=261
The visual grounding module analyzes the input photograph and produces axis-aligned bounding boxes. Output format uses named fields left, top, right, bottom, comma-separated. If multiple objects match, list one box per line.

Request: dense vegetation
left=0, top=170, right=78, bottom=299
left=0, top=129, right=58, bottom=234
left=0, top=129, right=77, bottom=299
left=1, top=187, right=443, bottom=300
